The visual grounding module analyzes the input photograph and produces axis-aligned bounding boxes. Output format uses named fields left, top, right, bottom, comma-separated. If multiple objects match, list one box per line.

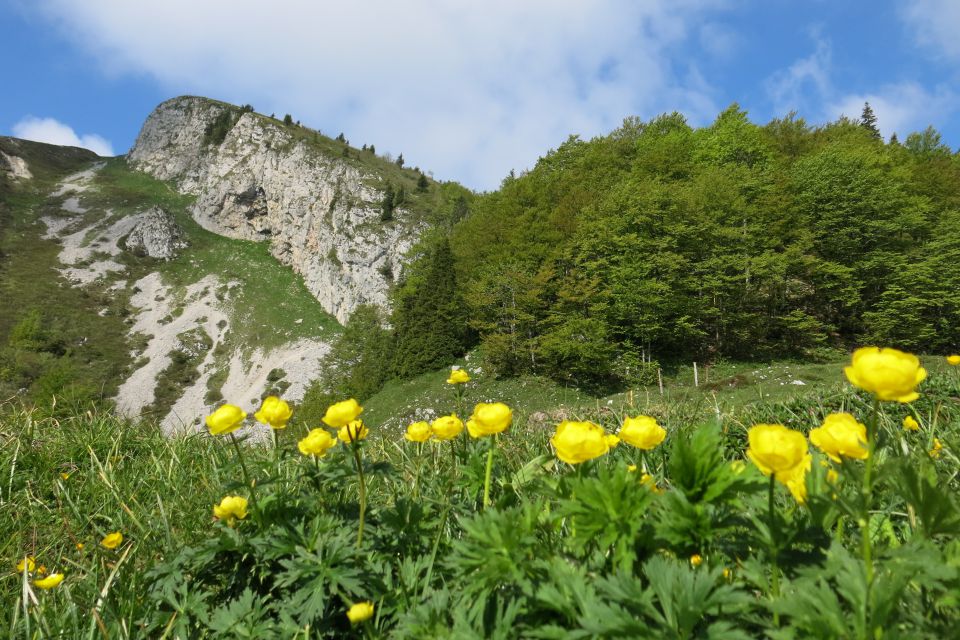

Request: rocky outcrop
left=128, top=96, right=421, bottom=323
left=122, top=206, right=188, bottom=259
left=2, top=151, right=32, bottom=181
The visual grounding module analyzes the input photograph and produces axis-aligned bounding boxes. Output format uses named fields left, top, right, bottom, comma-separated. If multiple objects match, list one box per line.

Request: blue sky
left=3, top=0, right=959, bottom=190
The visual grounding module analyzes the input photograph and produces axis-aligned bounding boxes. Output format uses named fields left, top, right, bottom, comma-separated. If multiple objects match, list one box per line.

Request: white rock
left=129, top=96, right=423, bottom=323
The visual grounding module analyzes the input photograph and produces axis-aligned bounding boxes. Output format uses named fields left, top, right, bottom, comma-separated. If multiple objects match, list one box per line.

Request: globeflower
left=431, top=414, right=464, bottom=440
left=809, top=413, right=869, bottom=462
left=100, top=532, right=123, bottom=550
left=254, top=396, right=292, bottom=429
left=550, top=420, right=617, bottom=464
left=213, top=495, right=249, bottom=525
left=690, top=554, right=703, bottom=567
left=947, top=355, right=960, bottom=366
left=298, top=429, right=338, bottom=457
left=33, top=573, right=64, bottom=590
left=347, top=601, right=374, bottom=624
left=844, top=347, right=926, bottom=403
left=618, top=415, right=666, bottom=450
left=466, top=402, right=512, bottom=438
left=903, top=415, right=920, bottom=432
left=779, top=454, right=811, bottom=504
left=404, top=421, right=432, bottom=443
left=446, top=368, right=470, bottom=385
left=746, top=424, right=809, bottom=480
left=205, top=404, right=247, bottom=435
left=322, top=399, right=363, bottom=428
left=930, top=438, right=943, bottom=459
left=338, top=420, right=369, bottom=443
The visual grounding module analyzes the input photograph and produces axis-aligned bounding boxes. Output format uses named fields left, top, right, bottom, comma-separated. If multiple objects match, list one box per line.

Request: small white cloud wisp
left=11, top=116, right=115, bottom=156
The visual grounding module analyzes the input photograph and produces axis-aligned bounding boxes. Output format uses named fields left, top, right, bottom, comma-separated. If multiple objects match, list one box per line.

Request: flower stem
left=229, top=433, right=259, bottom=511
left=768, top=473, right=780, bottom=627
left=352, top=442, right=367, bottom=546
left=482, top=435, right=497, bottom=510
left=861, top=397, right=880, bottom=635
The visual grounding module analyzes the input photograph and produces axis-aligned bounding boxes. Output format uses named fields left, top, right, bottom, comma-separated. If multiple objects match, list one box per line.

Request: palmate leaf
left=556, top=465, right=655, bottom=569
left=207, top=588, right=279, bottom=639
left=894, top=460, right=960, bottom=538
left=669, top=422, right=763, bottom=505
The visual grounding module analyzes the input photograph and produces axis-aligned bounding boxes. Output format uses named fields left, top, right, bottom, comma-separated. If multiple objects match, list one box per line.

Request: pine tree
left=369, top=144, right=376, bottom=155
left=417, top=172, right=429, bottom=192
left=381, top=183, right=395, bottom=221
left=396, top=153, right=404, bottom=167
left=391, top=239, right=466, bottom=377
left=283, top=114, right=294, bottom=126
left=889, top=132, right=899, bottom=145
left=860, top=102, right=881, bottom=139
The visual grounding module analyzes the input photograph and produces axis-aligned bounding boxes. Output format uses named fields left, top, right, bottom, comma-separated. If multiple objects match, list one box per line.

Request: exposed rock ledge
left=2, top=151, right=32, bottom=181
left=128, top=96, right=420, bottom=323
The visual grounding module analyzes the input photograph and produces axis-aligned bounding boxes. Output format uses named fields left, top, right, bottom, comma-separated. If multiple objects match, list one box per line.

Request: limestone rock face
left=2, top=151, right=32, bottom=181
left=122, top=206, right=189, bottom=260
left=128, top=96, right=420, bottom=323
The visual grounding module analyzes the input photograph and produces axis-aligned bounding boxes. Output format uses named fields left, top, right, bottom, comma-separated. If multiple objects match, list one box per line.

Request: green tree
left=381, top=183, right=395, bottom=221
left=283, top=114, right=294, bottom=126
left=391, top=239, right=467, bottom=378
left=860, top=102, right=881, bottom=139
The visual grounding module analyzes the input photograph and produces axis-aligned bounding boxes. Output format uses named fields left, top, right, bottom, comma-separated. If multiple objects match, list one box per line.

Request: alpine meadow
left=4, top=13, right=960, bottom=639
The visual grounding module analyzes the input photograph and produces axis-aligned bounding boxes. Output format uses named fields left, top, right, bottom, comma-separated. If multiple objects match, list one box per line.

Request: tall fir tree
left=391, top=239, right=466, bottom=378
left=860, top=102, right=881, bottom=139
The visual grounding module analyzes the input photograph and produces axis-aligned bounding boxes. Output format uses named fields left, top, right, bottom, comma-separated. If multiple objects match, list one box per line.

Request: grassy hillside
left=2, top=355, right=959, bottom=637
left=0, top=141, right=339, bottom=418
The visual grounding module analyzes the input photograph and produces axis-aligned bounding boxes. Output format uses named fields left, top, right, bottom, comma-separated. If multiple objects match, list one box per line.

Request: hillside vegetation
left=439, top=109, right=960, bottom=387
left=3, top=353, right=960, bottom=637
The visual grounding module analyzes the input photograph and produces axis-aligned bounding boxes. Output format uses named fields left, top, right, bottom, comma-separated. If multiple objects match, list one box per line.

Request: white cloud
left=765, top=37, right=958, bottom=141
left=11, top=116, right=115, bottom=156
left=902, top=0, right=960, bottom=61
left=29, top=0, right=728, bottom=189
left=766, top=39, right=832, bottom=116
left=826, top=83, right=958, bottom=140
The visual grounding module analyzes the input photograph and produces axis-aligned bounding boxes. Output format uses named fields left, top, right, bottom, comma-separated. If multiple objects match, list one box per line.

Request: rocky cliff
left=128, top=96, right=422, bottom=323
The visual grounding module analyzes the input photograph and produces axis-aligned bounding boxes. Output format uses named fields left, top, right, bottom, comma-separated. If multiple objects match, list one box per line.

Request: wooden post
left=658, top=368, right=664, bottom=395
left=693, top=362, right=699, bottom=387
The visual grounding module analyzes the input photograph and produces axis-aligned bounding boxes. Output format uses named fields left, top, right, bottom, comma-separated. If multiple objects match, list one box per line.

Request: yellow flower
left=722, top=567, right=732, bottom=580
left=550, top=420, right=615, bottom=464
left=431, top=414, right=464, bottom=440
left=76, top=543, right=85, bottom=551
left=446, top=368, right=471, bottom=384
left=627, top=464, right=638, bottom=472
left=640, top=473, right=663, bottom=494
left=844, top=347, right=926, bottom=403
left=903, top=415, right=920, bottom=432
left=746, top=424, right=809, bottom=479
left=466, top=402, right=513, bottom=438
left=404, top=421, right=432, bottom=443
left=809, top=413, right=868, bottom=463
left=60, top=472, right=70, bottom=480
left=780, top=455, right=811, bottom=504
left=690, top=554, right=703, bottom=567
left=322, top=399, right=363, bottom=428
left=730, top=460, right=746, bottom=475
left=826, top=468, right=839, bottom=484
left=100, top=532, right=123, bottom=550
left=37, top=565, right=47, bottom=575
left=298, top=429, right=338, bottom=457
left=619, top=415, right=666, bottom=450
left=205, top=404, right=247, bottom=435
left=338, top=420, right=369, bottom=443
left=347, top=601, right=374, bottom=624
left=930, top=438, right=943, bottom=459
left=213, top=495, right=249, bottom=525
left=16, top=556, right=35, bottom=573
left=254, top=396, right=293, bottom=429
left=946, top=355, right=960, bottom=366
left=33, top=573, right=64, bottom=590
